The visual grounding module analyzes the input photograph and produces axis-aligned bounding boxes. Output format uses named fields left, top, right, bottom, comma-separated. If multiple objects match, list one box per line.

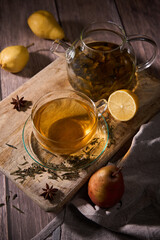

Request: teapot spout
left=50, top=39, right=75, bottom=62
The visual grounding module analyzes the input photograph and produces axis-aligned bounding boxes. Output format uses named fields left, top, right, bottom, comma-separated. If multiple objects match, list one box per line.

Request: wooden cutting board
left=0, top=57, right=160, bottom=212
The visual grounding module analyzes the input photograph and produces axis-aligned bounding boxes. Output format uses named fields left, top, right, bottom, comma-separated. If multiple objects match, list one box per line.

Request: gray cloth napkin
left=32, top=112, right=160, bottom=240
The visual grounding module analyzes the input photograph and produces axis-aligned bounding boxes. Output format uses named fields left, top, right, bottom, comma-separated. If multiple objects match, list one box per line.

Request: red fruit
left=88, top=164, right=124, bottom=208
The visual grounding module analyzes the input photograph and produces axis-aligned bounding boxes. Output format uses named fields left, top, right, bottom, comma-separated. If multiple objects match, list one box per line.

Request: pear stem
left=26, top=43, right=34, bottom=49
left=111, top=167, right=123, bottom=177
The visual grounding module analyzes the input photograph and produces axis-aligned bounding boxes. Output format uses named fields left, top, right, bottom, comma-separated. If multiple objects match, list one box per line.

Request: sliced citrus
left=108, top=89, right=139, bottom=121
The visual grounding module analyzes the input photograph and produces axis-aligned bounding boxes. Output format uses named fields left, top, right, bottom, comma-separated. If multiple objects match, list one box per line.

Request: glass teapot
left=50, top=21, right=157, bottom=101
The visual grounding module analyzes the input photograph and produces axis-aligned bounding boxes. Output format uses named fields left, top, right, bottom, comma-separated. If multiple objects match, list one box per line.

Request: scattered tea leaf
left=0, top=203, right=5, bottom=207
left=12, top=194, right=18, bottom=200
left=5, top=143, right=17, bottom=149
left=20, top=161, right=28, bottom=166
left=48, top=169, right=61, bottom=180
left=90, top=137, right=99, bottom=145
left=10, top=163, right=47, bottom=183
left=61, top=172, right=80, bottom=180
left=12, top=205, right=24, bottom=214
left=9, top=137, right=104, bottom=183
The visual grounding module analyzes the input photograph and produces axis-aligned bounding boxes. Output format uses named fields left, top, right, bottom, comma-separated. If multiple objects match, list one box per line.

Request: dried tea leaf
left=0, top=203, right=5, bottom=207
left=12, top=194, right=18, bottom=200
left=5, top=143, right=17, bottom=149
left=12, top=205, right=24, bottom=214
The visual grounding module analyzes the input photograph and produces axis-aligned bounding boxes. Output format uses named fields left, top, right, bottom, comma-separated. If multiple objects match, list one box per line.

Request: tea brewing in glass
left=31, top=90, right=107, bottom=155
left=51, top=21, right=157, bottom=101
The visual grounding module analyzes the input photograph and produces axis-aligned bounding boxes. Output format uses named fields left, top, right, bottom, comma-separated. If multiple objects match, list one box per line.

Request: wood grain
left=0, top=174, right=8, bottom=240
left=0, top=0, right=59, bottom=239
left=115, top=0, right=160, bottom=77
left=0, top=0, right=58, bottom=99
left=57, top=0, right=122, bottom=42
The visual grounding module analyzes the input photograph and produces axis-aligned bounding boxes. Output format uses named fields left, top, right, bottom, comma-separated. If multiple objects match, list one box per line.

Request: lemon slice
left=108, top=89, right=139, bottom=121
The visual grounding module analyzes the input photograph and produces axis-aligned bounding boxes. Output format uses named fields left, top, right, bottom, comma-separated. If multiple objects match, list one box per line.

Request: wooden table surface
left=0, top=0, right=159, bottom=239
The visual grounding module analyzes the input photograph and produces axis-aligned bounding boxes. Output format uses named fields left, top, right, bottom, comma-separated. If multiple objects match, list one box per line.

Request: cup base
left=22, top=115, right=109, bottom=171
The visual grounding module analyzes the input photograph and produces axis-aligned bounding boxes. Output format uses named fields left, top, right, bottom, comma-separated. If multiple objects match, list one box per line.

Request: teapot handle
left=95, top=99, right=108, bottom=117
left=50, top=39, right=75, bottom=63
left=127, top=35, right=158, bottom=72
left=50, top=40, right=69, bottom=58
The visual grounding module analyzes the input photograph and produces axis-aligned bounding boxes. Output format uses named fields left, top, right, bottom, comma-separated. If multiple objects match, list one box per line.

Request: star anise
left=10, top=95, right=27, bottom=111
left=40, top=183, right=58, bottom=201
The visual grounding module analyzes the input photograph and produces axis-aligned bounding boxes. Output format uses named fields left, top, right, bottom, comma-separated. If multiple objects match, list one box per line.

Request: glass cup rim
left=80, top=20, right=126, bottom=53
left=31, top=89, right=98, bottom=144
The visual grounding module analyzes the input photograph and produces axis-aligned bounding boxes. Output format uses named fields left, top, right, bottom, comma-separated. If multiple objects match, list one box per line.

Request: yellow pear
left=27, top=10, right=65, bottom=40
left=0, top=45, right=29, bottom=73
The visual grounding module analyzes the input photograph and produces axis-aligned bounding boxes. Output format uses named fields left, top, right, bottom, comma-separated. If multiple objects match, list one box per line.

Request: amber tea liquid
left=68, top=41, right=136, bottom=101
left=33, top=98, right=97, bottom=155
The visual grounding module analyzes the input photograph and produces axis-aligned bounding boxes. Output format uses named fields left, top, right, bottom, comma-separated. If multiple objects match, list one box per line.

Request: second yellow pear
left=27, top=10, right=65, bottom=40
left=0, top=45, right=29, bottom=73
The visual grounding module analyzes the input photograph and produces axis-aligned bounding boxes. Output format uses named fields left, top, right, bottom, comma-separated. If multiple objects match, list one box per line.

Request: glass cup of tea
left=31, top=89, right=107, bottom=155
left=51, top=21, right=157, bottom=101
